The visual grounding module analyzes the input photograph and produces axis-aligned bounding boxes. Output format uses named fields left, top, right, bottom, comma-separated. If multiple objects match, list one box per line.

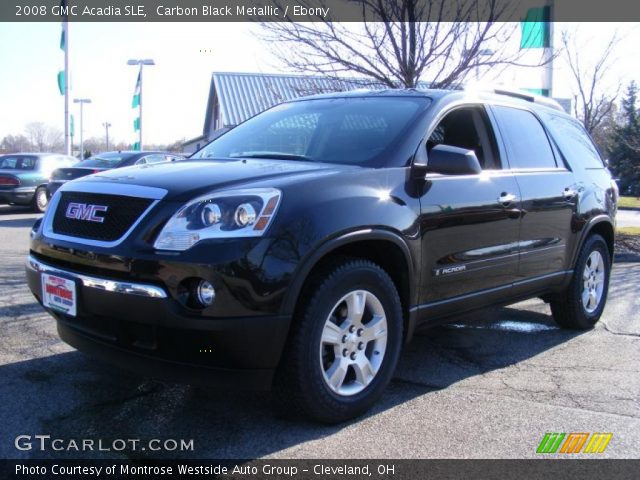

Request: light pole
left=73, top=98, right=91, bottom=159
left=127, top=58, right=155, bottom=150
left=102, top=122, right=112, bottom=151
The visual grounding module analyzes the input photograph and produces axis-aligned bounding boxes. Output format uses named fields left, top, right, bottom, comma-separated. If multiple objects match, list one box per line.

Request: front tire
left=274, top=258, right=403, bottom=423
left=550, top=234, right=611, bottom=330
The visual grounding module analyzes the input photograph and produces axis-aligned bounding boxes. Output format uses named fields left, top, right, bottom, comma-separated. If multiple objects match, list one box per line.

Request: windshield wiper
left=230, top=152, right=314, bottom=162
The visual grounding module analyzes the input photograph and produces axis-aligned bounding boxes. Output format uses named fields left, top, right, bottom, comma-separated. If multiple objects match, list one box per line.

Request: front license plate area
left=42, top=273, right=77, bottom=317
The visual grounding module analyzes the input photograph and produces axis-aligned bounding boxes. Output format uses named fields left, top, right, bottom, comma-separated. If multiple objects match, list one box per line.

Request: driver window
left=427, top=106, right=501, bottom=170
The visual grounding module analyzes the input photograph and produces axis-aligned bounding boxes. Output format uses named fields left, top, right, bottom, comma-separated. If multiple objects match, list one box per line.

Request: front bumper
left=0, top=187, right=35, bottom=204
left=26, top=255, right=291, bottom=390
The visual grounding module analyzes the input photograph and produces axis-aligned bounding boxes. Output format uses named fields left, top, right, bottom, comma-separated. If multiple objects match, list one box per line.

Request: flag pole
left=544, top=0, right=554, bottom=97
left=63, top=20, right=70, bottom=155
left=128, top=58, right=154, bottom=151
left=139, top=62, right=143, bottom=150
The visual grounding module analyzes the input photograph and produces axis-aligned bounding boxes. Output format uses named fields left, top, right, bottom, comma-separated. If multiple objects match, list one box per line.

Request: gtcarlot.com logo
left=536, top=432, right=612, bottom=454
left=15, top=435, right=194, bottom=452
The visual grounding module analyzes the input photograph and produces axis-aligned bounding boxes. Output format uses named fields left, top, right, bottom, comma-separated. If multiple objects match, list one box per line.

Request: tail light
left=0, top=175, right=19, bottom=186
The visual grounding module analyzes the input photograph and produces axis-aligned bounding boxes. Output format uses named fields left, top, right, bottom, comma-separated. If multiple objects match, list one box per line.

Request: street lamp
left=102, top=122, right=112, bottom=151
left=127, top=58, right=155, bottom=150
left=73, top=98, right=91, bottom=159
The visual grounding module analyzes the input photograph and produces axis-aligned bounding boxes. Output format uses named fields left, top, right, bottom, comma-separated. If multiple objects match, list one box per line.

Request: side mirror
left=426, top=144, right=482, bottom=175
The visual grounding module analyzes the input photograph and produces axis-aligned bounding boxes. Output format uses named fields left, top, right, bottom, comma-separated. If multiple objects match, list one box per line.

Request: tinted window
left=539, top=112, right=604, bottom=169
left=493, top=106, right=557, bottom=169
left=427, top=107, right=501, bottom=169
left=0, top=155, right=36, bottom=170
left=194, top=97, right=430, bottom=166
left=77, top=152, right=135, bottom=168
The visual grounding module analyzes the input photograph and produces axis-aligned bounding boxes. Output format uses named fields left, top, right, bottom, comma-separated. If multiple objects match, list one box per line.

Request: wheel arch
left=573, top=216, right=615, bottom=266
left=281, top=229, right=417, bottom=342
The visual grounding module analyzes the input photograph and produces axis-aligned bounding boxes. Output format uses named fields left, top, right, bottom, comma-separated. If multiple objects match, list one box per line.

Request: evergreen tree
left=609, top=81, right=640, bottom=195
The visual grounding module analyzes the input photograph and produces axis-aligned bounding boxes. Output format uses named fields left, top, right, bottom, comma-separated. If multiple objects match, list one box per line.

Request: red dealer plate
left=42, top=273, right=77, bottom=317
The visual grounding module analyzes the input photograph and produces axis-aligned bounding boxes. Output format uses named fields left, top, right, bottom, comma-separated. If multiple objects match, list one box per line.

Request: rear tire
left=32, top=186, right=48, bottom=213
left=274, top=258, right=403, bottom=423
left=550, top=234, right=611, bottom=330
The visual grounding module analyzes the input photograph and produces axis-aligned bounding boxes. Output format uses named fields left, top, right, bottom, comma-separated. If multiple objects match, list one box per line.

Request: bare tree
left=25, top=122, right=49, bottom=152
left=561, top=28, right=619, bottom=136
left=0, top=134, right=33, bottom=153
left=261, top=0, right=547, bottom=89
left=24, top=122, right=63, bottom=152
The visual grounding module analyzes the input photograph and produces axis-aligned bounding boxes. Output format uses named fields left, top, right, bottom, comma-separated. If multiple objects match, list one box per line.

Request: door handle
left=563, top=188, right=577, bottom=200
left=498, top=192, right=518, bottom=205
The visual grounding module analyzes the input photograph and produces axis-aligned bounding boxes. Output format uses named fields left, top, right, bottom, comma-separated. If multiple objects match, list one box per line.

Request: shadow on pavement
left=0, top=205, right=35, bottom=215
left=0, top=302, right=584, bottom=460
left=0, top=217, right=38, bottom=229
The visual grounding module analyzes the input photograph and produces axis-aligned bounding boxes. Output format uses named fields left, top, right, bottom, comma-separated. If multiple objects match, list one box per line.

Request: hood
left=72, top=159, right=354, bottom=201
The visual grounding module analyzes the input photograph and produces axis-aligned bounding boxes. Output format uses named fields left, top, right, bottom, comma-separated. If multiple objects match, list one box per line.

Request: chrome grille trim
left=42, top=182, right=167, bottom=248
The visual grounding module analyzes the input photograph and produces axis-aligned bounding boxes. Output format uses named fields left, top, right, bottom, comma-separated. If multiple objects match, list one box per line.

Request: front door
left=417, top=106, right=522, bottom=316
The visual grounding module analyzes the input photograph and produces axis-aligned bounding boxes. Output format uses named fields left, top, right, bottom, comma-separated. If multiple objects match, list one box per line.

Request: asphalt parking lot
left=1, top=205, right=639, bottom=459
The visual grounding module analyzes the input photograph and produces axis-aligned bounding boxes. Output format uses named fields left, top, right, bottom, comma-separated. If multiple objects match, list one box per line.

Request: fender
left=280, top=228, right=417, bottom=318
left=569, top=214, right=615, bottom=269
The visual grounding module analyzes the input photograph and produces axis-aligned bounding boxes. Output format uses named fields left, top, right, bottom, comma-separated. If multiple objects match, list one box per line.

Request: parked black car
left=0, top=153, right=77, bottom=212
left=47, top=151, right=184, bottom=198
left=27, top=89, right=617, bottom=423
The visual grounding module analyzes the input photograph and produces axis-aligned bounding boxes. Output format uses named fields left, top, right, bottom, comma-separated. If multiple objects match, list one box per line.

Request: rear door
left=418, top=105, right=522, bottom=314
left=489, top=105, right=577, bottom=290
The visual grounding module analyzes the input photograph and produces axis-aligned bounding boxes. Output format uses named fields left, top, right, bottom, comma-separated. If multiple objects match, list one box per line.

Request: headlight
left=154, top=188, right=281, bottom=251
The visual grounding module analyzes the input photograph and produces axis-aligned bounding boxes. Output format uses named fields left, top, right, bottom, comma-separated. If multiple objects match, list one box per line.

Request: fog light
left=196, top=280, right=215, bottom=306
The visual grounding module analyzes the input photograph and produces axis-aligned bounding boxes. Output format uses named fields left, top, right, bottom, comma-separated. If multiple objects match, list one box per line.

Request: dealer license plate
left=42, top=273, right=77, bottom=317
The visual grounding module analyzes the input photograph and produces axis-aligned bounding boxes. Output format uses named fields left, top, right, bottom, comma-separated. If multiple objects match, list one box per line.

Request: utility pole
left=62, top=20, right=70, bottom=155
left=127, top=59, right=155, bottom=150
left=102, top=122, right=112, bottom=151
left=73, top=98, right=91, bottom=159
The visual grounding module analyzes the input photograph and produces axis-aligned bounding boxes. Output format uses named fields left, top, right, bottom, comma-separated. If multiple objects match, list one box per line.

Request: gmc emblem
left=65, top=202, right=108, bottom=223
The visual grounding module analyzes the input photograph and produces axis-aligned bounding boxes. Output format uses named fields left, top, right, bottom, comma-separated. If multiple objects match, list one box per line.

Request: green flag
left=133, top=141, right=141, bottom=151
left=133, top=118, right=140, bottom=131
left=523, top=88, right=550, bottom=97
left=520, top=6, right=550, bottom=49
left=132, top=71, right=141, bottom=108
left=57, top=71, right=65, bottom=95
left=60, top=28, right=65, bottom=50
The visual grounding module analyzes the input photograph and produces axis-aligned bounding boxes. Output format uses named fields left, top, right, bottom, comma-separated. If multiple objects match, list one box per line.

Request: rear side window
left=144, top=154, right=168, bottom=164
left=539, top=112, right=604, bottom=169
left=0, top=155, right=36, bottom=170
left=492, top=106, right=557, bottom=169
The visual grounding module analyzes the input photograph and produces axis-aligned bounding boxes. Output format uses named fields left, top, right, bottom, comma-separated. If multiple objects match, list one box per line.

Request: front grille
left=52, top=192, right=153, bottom=242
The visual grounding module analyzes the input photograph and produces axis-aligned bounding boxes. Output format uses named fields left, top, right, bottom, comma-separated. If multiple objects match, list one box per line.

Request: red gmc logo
left=65, top=202, right=108, bottom=223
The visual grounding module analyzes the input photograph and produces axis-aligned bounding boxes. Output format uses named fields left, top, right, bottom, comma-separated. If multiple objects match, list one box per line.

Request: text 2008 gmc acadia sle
left=27, top=89, right=617, bottom=423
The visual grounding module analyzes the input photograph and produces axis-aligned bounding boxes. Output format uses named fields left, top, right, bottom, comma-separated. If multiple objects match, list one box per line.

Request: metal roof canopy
left=202, top=72, right=419, bottom=136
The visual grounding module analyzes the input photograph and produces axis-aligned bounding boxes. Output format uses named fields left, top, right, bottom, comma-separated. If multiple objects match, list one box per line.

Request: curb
left=614, top=253, right=640, bottom=263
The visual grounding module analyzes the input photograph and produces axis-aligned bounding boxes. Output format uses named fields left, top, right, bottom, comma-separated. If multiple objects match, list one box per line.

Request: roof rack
left=463, top=84, right=564, bottom=112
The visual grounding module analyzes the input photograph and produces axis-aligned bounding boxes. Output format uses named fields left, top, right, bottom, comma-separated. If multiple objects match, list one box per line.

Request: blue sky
left=0, top=22, right=638, bottom=147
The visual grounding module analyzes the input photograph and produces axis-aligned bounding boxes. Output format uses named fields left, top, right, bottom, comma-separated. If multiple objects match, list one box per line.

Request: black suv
left=26, top=89, right=617, bottom=423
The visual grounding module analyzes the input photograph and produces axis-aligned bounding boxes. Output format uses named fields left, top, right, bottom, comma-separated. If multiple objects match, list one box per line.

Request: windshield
left=76, top=152, right=134, bottom=168
left=0, top=155, right=37, bottom=170
left=193, top=97, right=430, bottom=166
